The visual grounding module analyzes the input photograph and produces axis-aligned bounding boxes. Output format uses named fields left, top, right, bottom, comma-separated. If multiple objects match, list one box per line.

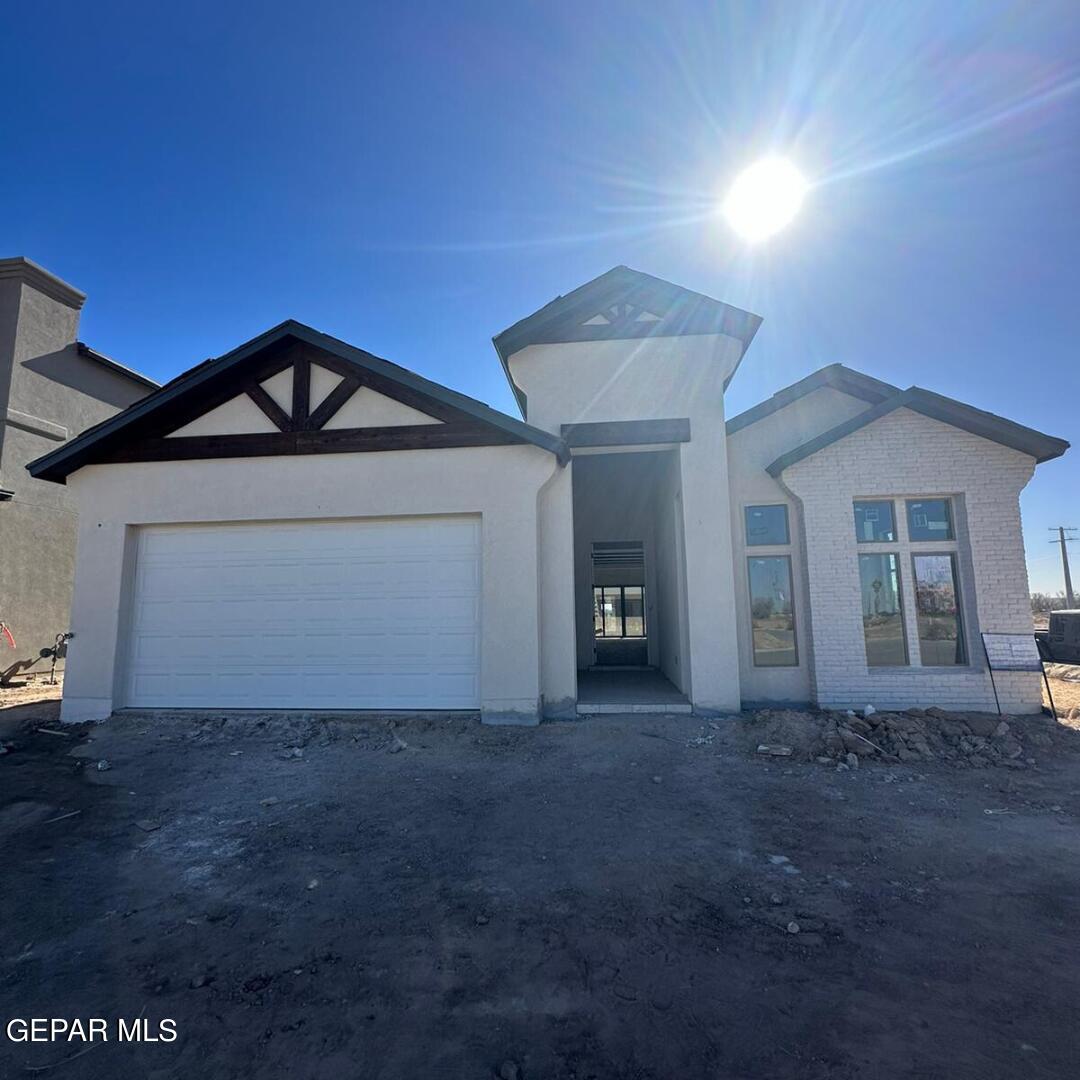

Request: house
left=28, top=266, right=1068, bottom=723
left=0, top=258, right=157, bottom=676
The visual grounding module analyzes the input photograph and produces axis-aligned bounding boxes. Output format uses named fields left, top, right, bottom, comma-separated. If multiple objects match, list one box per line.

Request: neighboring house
left=28, top=266, right=1068, bottom=723
left=0, top=258, right=157, bottom=675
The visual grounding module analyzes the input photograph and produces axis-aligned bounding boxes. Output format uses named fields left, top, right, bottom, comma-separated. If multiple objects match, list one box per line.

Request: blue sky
left=2, top=0, right=1077, bottom=591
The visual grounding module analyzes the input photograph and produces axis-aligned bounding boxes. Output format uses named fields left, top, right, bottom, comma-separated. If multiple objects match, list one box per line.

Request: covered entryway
left=122, top=516, right=481, bottom=710
left=571, top=447, right=691, bottom=713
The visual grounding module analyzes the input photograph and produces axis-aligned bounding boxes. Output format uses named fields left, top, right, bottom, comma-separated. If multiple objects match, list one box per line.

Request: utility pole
left=1050, top=527, right=1077, bottom=608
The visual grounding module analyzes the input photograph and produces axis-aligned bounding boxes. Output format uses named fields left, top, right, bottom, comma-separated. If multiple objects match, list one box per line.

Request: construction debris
left=743, top=706, right=1067, bottom=769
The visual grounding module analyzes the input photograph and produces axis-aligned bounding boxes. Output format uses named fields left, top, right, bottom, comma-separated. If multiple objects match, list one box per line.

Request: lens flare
left=722, top=158, right=807, bottom=242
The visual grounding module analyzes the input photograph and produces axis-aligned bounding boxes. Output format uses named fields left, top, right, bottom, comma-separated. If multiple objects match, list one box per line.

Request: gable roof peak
left=492, top=266, right=762, bottom=417
left=28, top=320, right=568, bottom=483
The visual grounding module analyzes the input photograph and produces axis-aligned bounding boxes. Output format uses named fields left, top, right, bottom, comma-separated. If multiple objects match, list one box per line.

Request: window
left=747, top=556, right=797, bottom=666
left=912, top=554, right=966, bottom=665
left=906, top=498, right=954, bottom=541
left=593, top=586, right=646, bottom=638
left=745, top=504, right=790, bottom=546
left=853, top=500, right=896, bottom=543
left=858, top=553, right=907, bottom=665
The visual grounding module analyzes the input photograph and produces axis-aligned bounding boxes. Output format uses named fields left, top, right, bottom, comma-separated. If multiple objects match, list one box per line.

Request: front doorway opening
left=572, top=449, right=690, bottom=713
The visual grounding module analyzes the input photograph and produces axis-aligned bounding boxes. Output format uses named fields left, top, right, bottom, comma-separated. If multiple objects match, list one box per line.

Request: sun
left=722, top=158, right=808, bottom=242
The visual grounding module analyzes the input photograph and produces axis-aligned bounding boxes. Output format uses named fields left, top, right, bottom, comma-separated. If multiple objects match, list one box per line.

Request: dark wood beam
left=246, top=383, right=292, bottom=431
left=307, top=374, right=362, bottom=430
left=561, top=417, right=691, bottom=448
left=291, top=351, right=311, bottom=430
left=94, top=422, right=525, bottom=464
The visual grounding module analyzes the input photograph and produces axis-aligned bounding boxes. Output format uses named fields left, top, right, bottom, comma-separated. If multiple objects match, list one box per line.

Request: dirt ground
left=3, top=695, right=1080, bottom=1079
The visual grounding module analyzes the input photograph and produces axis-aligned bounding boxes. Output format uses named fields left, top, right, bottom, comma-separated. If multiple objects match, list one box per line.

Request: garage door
left=123, top=517, right=481, bottom=710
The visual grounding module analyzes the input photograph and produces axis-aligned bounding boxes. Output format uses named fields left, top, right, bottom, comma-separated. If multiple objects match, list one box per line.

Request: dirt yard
left=3, top=695, right=1080, bottom=1079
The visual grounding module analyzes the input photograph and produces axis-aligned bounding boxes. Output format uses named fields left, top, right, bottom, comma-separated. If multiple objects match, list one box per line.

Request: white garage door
left=123, top=517, right=481, bottom=710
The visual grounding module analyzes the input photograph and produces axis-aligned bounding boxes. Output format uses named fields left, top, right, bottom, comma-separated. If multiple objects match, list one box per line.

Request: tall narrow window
left=912, top=554, right=967, bottom=665
left=858, top=553, right=907, bottom=665
left=747, top=556, right=797, bottom=666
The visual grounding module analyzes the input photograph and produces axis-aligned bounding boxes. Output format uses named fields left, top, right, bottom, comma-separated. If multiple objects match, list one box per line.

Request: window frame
left=853, top=499, right=898, bottom=544
left=746, top=553, right=799, bottom=668
left=857, top=550, right=910, bottom=667
left=905, top=497, right=955, bottom=543
left=910, top=551, right=968, bottom=667
left=744, top=503, right=791, bottom=547
left=592, top=584, right=646, bottom=639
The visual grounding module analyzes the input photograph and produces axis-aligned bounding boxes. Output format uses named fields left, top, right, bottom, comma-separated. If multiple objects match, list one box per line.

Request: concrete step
left=577, top=702, right=693, bottom=715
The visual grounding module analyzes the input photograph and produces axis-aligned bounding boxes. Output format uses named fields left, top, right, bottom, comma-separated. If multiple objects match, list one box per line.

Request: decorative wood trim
left=307, top=374, right=362, bottom=430
left=95, top=421, right=525, bottom=465
left=291, top=351, right=311, bottom=430
left=245, top=383, right=292, bottom=431
left=561, top=417, right=691, bottom=448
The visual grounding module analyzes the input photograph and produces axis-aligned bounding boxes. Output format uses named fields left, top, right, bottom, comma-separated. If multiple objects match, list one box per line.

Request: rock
left=1069, top=707, right=1080, bottom=721
left=652, top=775, right=662, bottom=783
left=135, top=819, right=161, bottom=832
left=786, top=920, right=801, bottom=934
left=307, top=878, right=319, bottom=890
left=96, top=759, right=112, bottom=772
left=815, top=755, right=834, bottom=765
left=189, top=973, right=212, bottom=989
left=839, top=728, right=876, bottom=756
left=863, top=705, right=876, bottom=718
left=756, top=745, right=793, bottom=757
left=994, top=721, right=1011, bottom=737
left=260, top=797, right=280, bottom=807
left=845, top=752, right=859, bottom=769
left=964, top=715, right=1001, bottom=738
left=475, top=913, right=490, bottom=925
left=770, top=893, right=783, bottom=905
left=498, top=1060, right=521, bottom=1080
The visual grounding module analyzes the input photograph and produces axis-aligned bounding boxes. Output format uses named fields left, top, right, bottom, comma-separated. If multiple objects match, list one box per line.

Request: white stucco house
left=29, top=266, right=1068, bottom=724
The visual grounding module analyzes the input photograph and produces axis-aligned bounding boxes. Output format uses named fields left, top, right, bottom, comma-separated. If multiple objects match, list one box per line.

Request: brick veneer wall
left=780, top=408, right=1042, bottom=713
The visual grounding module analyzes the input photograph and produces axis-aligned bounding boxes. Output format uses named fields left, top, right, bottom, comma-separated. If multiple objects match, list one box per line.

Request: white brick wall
left=780, top=408, right=1042, bottom=714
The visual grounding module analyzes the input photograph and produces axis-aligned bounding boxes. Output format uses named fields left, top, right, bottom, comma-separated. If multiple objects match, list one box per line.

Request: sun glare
left=722, top=158, right=807, bottom=242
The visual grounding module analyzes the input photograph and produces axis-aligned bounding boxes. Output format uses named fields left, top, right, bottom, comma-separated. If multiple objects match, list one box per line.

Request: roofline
left=29, top=320, right=568, bottom=482
left=766, top=386, right=1070, bottom=477
left=492, top=265, right=763, bottom=418
left=726, top=364, right=900, bottom=434
left=0, top=257, right=86, bottom=310
left=76, top=342, right=160, bottom=391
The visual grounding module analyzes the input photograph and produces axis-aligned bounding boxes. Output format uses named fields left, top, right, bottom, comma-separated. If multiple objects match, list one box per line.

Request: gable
left=493, top=266, right=763, bottom=416
left=27, top=321, right=568, bottom=483
left=767, top=389, right=1068, bottom=477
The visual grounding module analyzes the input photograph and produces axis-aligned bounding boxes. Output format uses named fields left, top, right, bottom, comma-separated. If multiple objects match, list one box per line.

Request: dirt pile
left=742, top=706, right=1072, bottom=769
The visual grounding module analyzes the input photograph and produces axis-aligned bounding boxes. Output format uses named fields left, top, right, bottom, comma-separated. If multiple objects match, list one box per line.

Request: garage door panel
left=123, top=518, right=482, bottom=710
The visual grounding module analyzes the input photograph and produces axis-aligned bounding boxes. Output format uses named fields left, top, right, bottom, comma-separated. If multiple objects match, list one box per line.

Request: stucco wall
left=780, top=408, right=1041, bottom=713
left=507, top=333, right=743, bottom=434
left=727, top=386, right=871, bottom=705
left=61, top=445, right=563, bottom=725
left=0, top=275, right=148, bottom=669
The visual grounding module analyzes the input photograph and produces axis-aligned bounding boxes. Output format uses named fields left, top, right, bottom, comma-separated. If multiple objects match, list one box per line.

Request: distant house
left=0, top=258, right=156, bottom=676
left=28, top=265, right=1068, bottom=722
